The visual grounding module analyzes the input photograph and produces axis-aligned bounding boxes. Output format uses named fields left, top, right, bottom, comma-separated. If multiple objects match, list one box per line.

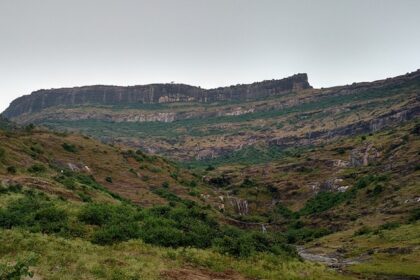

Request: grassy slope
left=307, top=222, right=420, bottom=277
left=0, top=228, right=351, bottom=280
left=0, top=127, right=207, bottom=206
left=0, top=119, right=418, bottom=279
left=0, top=126, right=349, bottom=280
left=196, top=121, right=420, bottom=278
left=14, top=73, right=418, bottom=162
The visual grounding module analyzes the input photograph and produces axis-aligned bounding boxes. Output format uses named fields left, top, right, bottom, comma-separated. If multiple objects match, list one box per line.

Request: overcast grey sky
left=1, top=0, right=420, bottom=112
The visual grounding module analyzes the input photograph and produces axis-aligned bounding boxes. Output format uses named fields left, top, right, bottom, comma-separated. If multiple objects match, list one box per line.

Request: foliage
left=27, top=164, right=46, bottom=174
left=0, top=194, right=68, bottom=234
left=240, top=177, right=257, bottom=188
left=299, top=191, right=353, bottom=215
left=0, top=147, right=5, bottom=160
left=54, top=170, right=126, bottom=202
left=6, top=166, right=17, bottom=174
left=62, top=143, right=78, bottom=153
left=354, top=226, right=373, bottom=236
left=207, top=175, right=231, bottom=187
left=270, top=203, right=299, bottom=221
left=0, top=254, right=36, bottom=280
left=409, top=208, right=420, bottom=222
left=212, top=227, right=295, bottom=258
left=285, top=226, right=331, bottom=243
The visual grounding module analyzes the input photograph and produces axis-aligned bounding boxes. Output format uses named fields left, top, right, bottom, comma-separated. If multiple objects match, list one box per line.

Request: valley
left=0, top=70, right=419, bottom=279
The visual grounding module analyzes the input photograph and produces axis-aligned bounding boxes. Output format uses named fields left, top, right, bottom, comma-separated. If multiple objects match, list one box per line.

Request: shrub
left=0, top=195, right=69, bottom=234
left=213, top=227, right=294, bottom=258
left=78, top=192, right=92, bottom=202
left=0, top=184, right=22, bottom=195
left=285, top=227, right=330, bottom=243
left=30, top=144, right=44, bottom=155
left=105, top=176, right=113, bottom=183
left=7, top=166, right=17, bottom=174
left=0, top=147, right=5, bottom=159
left=33, top=206, right=68, bottom=233
left=299, top=191, right=352, bottom=215
left=188, top=180, right=197, bottom=188
left=354, top=225, right=372, bottom=236
left=62, top=143, right=78, bottom=153
left=412, top=123, right=420, bottom=135
left=25, top=124, right=35, bottom=132
left=0, top=254, right=36, bottom=279
left=335, top=147, right=346, bottom=155
left=92, top=222, right=140, bottom=245
left=240, top=177, right=257, bottom=188
left=208, top=175, right=231, bottom=187
left=270, top=203, right=299, bottom=221
left=378, top=222, right=400, bottom=231
left=78, top=203, right=118, bottom=226
left=162, top=181, right=169, bottom=189
left=78, top=203, right=141, bottom=244
left=27, top=163, right=46, bottom=173
left=367, top=184, right=384, bottom=197
left=205, top=165, right=215, bottom=171
left=409, top=208, right=420, bottom=222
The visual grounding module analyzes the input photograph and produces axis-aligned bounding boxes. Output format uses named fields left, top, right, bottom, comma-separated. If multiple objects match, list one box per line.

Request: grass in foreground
left=0, top=229, right=352, bottom=280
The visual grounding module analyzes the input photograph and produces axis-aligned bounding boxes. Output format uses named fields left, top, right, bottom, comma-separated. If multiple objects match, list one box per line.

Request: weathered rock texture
left=2, top=73, right=310, bottom=118
left=2, top=70, right=419, bottom=161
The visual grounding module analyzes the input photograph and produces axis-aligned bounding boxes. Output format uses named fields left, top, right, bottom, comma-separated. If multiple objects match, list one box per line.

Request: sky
left=1, top=0, right=420, bottom=112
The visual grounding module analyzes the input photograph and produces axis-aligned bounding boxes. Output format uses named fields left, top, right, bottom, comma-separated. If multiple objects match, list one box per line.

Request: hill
left=0, top=70, right=419, bottom=279
left=0, top=123, right=355, bottom=279
left=2, top=70, right=419, bottom=161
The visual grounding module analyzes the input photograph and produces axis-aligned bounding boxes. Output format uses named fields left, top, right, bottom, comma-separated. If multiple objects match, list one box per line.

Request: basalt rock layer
left=3, top=73, right=310, bottom=119
left=2, top=70, right=420, bottom=162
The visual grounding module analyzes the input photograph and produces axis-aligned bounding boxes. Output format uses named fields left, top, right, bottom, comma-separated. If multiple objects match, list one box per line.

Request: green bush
left=369, top=184, right=384, bottom=197
left=409, top=208, right=420, bottom=222
left=285, top=227, right=331, bottom=243
left=0, top=184, right=22, bottom=195
left=412, top=123, right=420, bottom=135
left=334, top=147, right=346, bottom=155
left=213, top=227, right=294, bottom=258
left=78, top=203, right=124, bottom=226
left=378, top=222, right=400, bottom=231
left=56, top=171, right=126, bottom=202
left=78, top=192, right=92, bottom=202
left=0, top=147, right=5, bottom=159
left=105, top=176, right=113, bottom=183
left=27, top=163, right=46, bottom=173
left=62, top=143, right=78, bottom=153
left=0, top=254, right=36, bottom=280
left=0, top=195, right=69, bottom=234
left=299, top=191, right=352, bottom=215
left=240, top=177, right=257, bottom=188
left=205, top=165, right=215, bottom=171
left=78, top=203, right=141, bottom=244
left=270, top=203, right=299, bottom=221
left=354, top=225, right=372, bottom=236
left=92, top=222, right=140, bottom=245
left=7, top=166, right=17, bottom=174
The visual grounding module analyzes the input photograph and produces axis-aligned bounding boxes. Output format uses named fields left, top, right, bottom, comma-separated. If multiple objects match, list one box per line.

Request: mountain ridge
left=3, top=69, right=419, bottom=162
left=2, top=73, right=311, bottom=118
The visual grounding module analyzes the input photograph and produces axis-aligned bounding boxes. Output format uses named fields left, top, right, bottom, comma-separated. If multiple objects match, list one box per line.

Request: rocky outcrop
left=350, top=143, right=381, bottom=167
left=2, top=73, right=311, bottom=119
left=269, top=105, right=420, bottom=148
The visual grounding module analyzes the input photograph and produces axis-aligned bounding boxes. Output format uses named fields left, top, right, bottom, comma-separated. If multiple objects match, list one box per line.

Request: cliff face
left=2, top=70, right=419, bottom=162
left=2, top=73, right=311, bottom=118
